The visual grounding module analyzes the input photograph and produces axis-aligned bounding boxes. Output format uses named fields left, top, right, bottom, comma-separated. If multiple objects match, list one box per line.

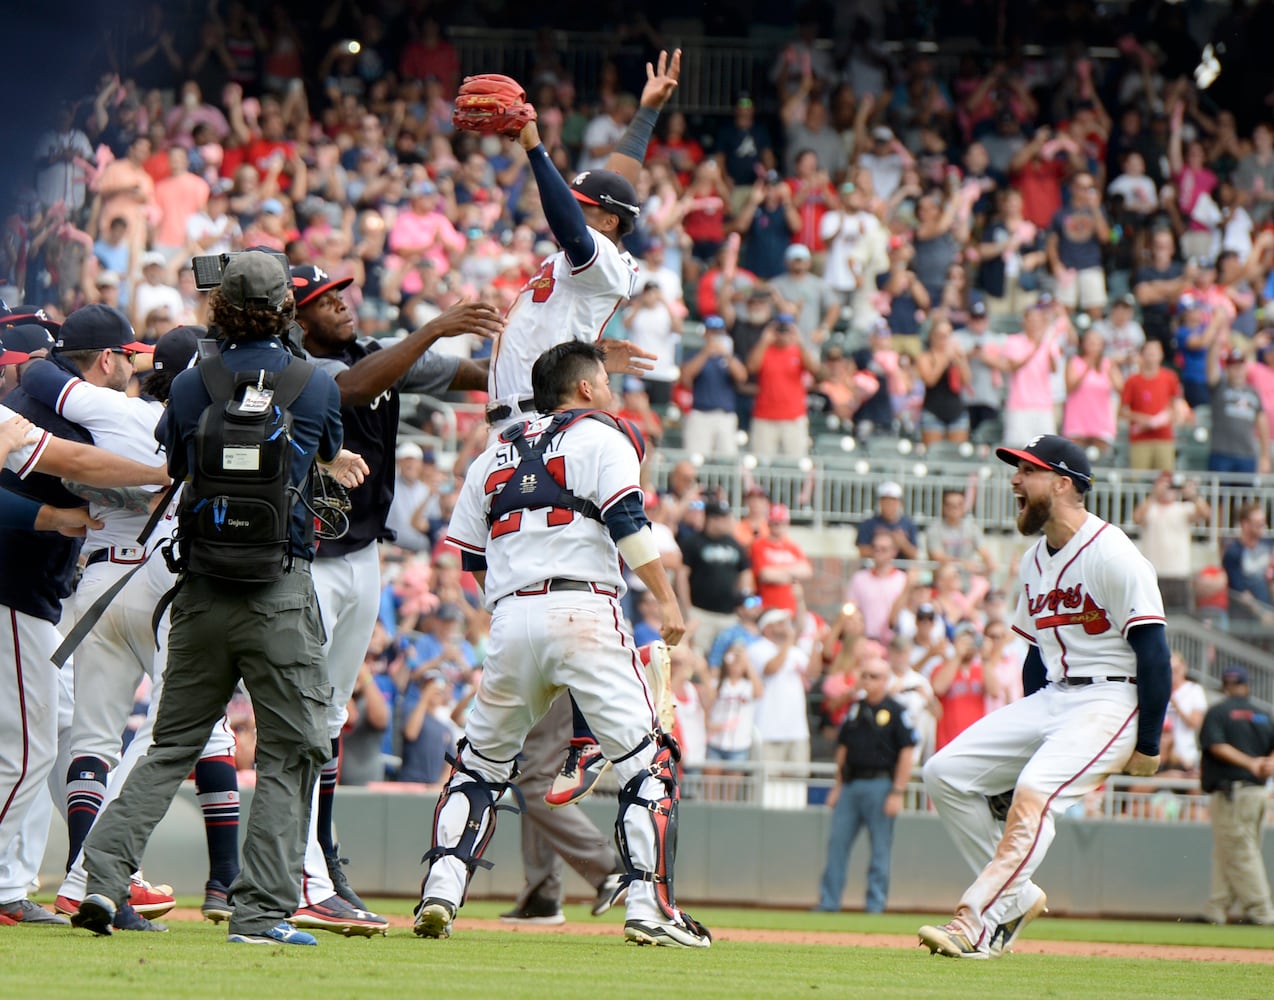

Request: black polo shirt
left=1200, top=695, right=1274, bottom=792
left=837, top=694, right=917, bottom=780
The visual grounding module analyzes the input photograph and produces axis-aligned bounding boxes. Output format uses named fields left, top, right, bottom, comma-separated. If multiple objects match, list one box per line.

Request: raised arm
left=519, top=120, right=595, bottom=268
left=604, top=49, right=681, bottom=187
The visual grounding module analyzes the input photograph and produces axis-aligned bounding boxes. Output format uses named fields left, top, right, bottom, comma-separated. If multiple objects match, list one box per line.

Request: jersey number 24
left=484, top=457, right=574, bottom=538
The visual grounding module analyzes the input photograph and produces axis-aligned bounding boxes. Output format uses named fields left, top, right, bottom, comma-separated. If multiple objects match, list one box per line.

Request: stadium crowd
left=4, top=2, right=1271, bottom=795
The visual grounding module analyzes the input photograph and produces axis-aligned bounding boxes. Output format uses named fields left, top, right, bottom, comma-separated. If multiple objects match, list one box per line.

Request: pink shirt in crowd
left=389, top=210, right=466, bottom=275
left=1002, top=333, right=1059, bottom=413
left=846, top=566, right=908, bottom=642
left=1062, top=355, right=1118, bottom=442
left=154, top=173, right=210, bottom=248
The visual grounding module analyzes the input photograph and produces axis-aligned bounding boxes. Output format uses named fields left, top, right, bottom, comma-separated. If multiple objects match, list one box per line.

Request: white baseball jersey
left=47, top=376, right=171, bottom=551
left=0, top=402, right=51, bottom=476
left=447, top=412, right=643, bottom=606
left=487, top=230, right=639, bottom=406
left=1011, top=512, right=1165, bottom=683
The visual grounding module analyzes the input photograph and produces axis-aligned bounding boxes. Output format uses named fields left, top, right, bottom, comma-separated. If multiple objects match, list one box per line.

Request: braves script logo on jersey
left=1026, top=584, right=1111, bottom=635
left=524, top=261, right=556, bottom=303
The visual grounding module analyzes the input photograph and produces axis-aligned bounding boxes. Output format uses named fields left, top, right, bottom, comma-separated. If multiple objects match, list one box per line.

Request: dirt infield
left=166, top=909, right=1274, bottom=962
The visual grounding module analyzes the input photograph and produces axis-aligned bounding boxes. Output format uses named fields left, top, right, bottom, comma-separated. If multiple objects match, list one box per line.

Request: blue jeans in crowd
left=816, top=777, right=895, bottom=913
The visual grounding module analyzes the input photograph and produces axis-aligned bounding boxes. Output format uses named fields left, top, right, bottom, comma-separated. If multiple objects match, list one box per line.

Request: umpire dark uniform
left=1199, top=666, right=1274, bottom=926
left=80, top=252, right=348, bottom=945
left=815, top=660, right=916, bottom=913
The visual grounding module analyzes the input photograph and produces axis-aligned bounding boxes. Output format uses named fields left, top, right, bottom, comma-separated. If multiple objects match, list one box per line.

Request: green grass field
left=0, top=899, right=1268, bottom=1000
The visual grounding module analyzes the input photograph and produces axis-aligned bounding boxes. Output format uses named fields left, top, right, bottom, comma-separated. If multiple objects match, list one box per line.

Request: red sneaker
left=545, top=738, right=612, bottom=808
left=128, top=876, right=176, bottom=918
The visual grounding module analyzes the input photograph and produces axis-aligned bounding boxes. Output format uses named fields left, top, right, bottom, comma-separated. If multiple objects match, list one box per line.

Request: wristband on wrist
left=616, top=106, right=659, bottom=162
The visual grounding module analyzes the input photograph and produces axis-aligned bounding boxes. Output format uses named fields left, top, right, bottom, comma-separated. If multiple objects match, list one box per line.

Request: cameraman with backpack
left=76, top=252, right=369, bottom=947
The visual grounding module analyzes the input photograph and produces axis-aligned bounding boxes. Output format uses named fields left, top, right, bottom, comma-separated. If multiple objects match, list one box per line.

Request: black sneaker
left=113, top=901, right=168, bottom=933
left=69, top=894, right=115, bottom=936
left=500, top=893, right=565, bottom=925
left=324, top=848, right=368, bottom=910
left=201, top=880, right=234, bottom=923
left=591, top=872, right=627, bottom=917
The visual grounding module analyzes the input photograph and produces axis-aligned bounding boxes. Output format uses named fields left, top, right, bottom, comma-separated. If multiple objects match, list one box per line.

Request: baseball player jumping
left=413, top=341, right=710, bottom=949
left=919, top=435, right=1170, bottom=958
left=475, top=53, right=681, bottom=804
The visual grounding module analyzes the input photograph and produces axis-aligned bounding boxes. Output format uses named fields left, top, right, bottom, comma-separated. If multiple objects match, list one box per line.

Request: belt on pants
left=511, top=578, right=618, bottom=598
left=843, top=768, right=892, bottom=782
left=85, top=546, right=148, bottom=567
left=485, top=395, right=537, bottom=425
left=1059, top=675, right=1136, bottom=687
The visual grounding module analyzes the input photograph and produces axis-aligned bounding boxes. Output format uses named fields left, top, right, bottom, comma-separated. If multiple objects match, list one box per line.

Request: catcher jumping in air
left=452, top=54, right=682, bottom=806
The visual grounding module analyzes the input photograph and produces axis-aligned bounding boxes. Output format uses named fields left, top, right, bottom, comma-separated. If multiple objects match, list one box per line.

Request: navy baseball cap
left=152, top=325, right=205, bottom=372
left=54, top=305, right=154, bottom=354
left=996, top=435, right=1092, bottom=493
left=0, top=300, right=60, bottom=333
left=569, top=170, right=640, bottom=234
left=0, top=323, right=55, bottom=354
left=1222, top=666, right=1249, bottom=685
left=291, top=264, right=354, bottom=310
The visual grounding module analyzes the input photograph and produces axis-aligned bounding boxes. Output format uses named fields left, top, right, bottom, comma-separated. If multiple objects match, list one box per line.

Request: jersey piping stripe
left=1038, top=522, right=1108, bottom=678
left=55, top=377, right=83, bottom=415
left=593, top=298, right=623, bottom=343
left=569, top=240, right=601, bottom=276
left=0, top=609, right=30, bottom=828
left=600, top=485, right=641, bottom=513
left=1010, top=624, right=1037, bottom=645
left=446, top=536, right=486, bottom=555
left=15, top=430, right=50, bottom=479
left=974, top=700, right=1139, bottom=944
left=1121, top=614, right=1166, bottom=637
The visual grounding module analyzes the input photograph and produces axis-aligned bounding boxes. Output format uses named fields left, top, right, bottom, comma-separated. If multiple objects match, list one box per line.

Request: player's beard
left=1016, top=492, right=1051, bottom=536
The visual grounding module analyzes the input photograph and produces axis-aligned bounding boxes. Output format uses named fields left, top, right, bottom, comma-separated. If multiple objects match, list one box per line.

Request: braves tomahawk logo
left=1027, top=584, right=1111, bottom=635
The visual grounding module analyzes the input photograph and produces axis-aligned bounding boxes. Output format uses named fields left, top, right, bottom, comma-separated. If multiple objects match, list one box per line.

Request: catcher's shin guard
left=613, top=731, right=684, bottom=921
left=638, top=642, right=675, bottom=733
left=420, top=741, right=524, bottom=904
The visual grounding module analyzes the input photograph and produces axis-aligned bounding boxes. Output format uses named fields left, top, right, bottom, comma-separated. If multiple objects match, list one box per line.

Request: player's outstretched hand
left=601, top=339, right=656, bottom=376
left=322, top=448, right=370, bottom=488
left=1124, top=750, right=1160, bottom=777
left=658, top=602, right=686, bottom=647
left=35, top=504, right=104, bottom=538
left=422, top=300, right=506, bottom=342
left=640, top=49, right=682, bottom=110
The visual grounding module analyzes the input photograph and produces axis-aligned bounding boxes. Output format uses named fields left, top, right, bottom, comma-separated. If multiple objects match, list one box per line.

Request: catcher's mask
left=570, top=170, right=640, bottom=236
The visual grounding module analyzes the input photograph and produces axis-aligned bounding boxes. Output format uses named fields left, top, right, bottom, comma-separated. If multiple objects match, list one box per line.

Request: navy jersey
left=310, top=338, right=459, bottom=558
left=0, top=376, right=91, bottom=622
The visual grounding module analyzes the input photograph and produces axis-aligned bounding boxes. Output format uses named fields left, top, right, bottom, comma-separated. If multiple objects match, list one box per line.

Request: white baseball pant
left=57, top=557, right=236, bottom=901
left=424, top=589, right=670, bottom=924
left=299, top=540, right=382, bottom=906
left=0, top=608, right=62, bottom=905
left=922, top=682, right=1139, bottom=946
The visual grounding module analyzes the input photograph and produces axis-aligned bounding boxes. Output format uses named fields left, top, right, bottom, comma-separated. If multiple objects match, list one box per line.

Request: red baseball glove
left=452, top=74, right=536, bottom=137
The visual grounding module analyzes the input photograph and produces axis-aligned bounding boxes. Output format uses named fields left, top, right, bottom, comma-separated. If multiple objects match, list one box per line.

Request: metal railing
left=644, top=447, right=1274, bottom=551
left=619, top=762, right=1274, bottom=823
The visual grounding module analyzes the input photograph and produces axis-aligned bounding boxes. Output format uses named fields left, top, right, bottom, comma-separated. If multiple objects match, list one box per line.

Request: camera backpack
left=174, top=355, right=315, bottom=583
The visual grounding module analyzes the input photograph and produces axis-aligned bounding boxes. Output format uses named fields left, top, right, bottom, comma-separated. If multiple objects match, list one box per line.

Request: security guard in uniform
left=815, top=655, right=916, bottom=913
left=1199, top=666, right=1274, bottom=926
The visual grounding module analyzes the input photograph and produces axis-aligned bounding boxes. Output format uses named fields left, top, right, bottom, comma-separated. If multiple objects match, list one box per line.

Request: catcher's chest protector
left=487, top=409, right=642, bottom=526
left=177, top=356, right=314, bottom=583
